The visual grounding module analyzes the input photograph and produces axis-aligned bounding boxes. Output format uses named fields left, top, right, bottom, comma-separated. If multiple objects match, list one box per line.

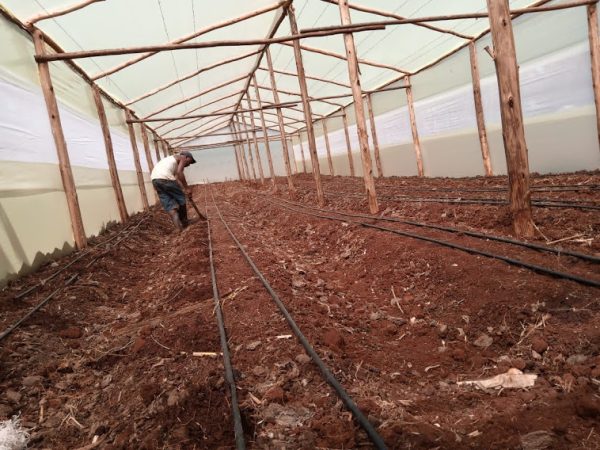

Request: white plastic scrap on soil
left=458, top=368, right=538, bottom=390
left=0, top=417, right=29, bottom=450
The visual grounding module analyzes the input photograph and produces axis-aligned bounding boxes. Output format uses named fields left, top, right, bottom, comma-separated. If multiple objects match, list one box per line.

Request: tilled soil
left=1, top=171, right=599, bottom=449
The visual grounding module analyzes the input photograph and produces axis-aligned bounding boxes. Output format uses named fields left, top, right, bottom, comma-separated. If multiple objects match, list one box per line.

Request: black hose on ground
left=204, top=188, right=246, bottom=450
left=210, top=188, right=388, bottom=450
left=272, top=201, right=600, bottom=289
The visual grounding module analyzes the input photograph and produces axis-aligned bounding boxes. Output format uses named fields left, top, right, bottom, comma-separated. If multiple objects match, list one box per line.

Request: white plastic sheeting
left=0, top=74, right=150, bottom=172
left=293, top=41, right=595, bottom=161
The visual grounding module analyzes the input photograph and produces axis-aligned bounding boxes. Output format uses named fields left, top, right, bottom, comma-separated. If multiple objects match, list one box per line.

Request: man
left=151, top=151, right=196, bottom=231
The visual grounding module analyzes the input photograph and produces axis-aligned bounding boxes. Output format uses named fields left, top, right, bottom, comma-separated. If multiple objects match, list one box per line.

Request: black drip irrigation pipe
left=321, top=184, right=600, bottom=194
left=0, top=218, right=148, bottom=344
left=209, top=188, right=388, bottom=450
left=271, top=196, right=600, bottom=265
left=14, top=217, right=147, bottom=300
left=270, top=200, right=600, bottom=289
left=324, top=191, right=600, bottom=211
left=204, top=191, right=246, bottom=450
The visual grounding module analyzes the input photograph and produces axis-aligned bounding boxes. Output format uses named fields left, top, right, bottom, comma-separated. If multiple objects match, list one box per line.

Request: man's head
left=180, top=151, right=197, bottom=167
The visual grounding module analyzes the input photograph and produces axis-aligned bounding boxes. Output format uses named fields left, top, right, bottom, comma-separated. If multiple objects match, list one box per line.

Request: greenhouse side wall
left=0, top=15, right=155, bottom=286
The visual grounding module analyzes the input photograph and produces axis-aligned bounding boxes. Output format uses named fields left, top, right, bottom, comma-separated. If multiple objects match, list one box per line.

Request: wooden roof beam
left=24, top=0, right=105, bottom=28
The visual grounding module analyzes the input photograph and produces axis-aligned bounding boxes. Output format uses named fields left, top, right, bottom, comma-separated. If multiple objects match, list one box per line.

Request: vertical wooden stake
left=297, top=132, right=308, bottom=173
left=365, top=93, right=383, bottom=178
left=265, top=47, right=295, bottom=192
left=322, top=118, right=335, bottom=176
left=487, top=0, right=535, bottom=238
left=252, top=75, right=277, bottom=189
left=92, top=85, right=128, bottom=222
left=125, top=110, right=149, bottom=210
left=33, top=30, right=87, bottom=249
left=338, top=0, right=378, bottom=213
left=288, top=4, right=325, bottom=206
left=469, top=41, right=493, bottom=176
left=152, top=136, right=161, bottom=162
left=140, top=125, right=155, bottom=172
left=244, top=97, right=265, bottom=184
left=233, top=119, right=251, bottom=181
left=288, top=136, right=299, bottom=174
left=405, top=75, right=424, bottom=177
left=239, top=115, right=257, bottom=181
left=342, top=110, right=356, bottom=177
left=229, top=125, right=244, bottom=181
left=588, top=3, right=600, bottom=151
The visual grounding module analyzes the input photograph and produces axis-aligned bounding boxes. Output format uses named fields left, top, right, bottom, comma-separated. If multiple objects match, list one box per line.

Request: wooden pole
left=322, top=119, right=335, bottom=176
left=469, top=41, right=493, bottom=176
left=161, top=140, right=169, bottom=158
left=288, top=136, right=299, bottom=174
left=588, top=3, right=600, bottom=151
left=233, top=119, right=251, bottom=181
left=288, top=4, right=326, bottom=204
left=257, top=66, right=352, bottom=89
left=152, top=137, right=161, bottom=162
left=92, top=85, right=128, bottom=222
left=140, top=125, right=155, bottom=172
left=239, top=113, right=258, bottom=181
left=341, top=110, right=356, bottom=176
left=244, top=98, right=265, bottom=184
left=297, top=133, right=308, bottom=173
left=338, top=0, right=378, bottom=213
left=266, top=48, right=295, bottom=191
left=125, top=110, right=150, bottom=210
left=252, top=75, right=277, bottom=189
left=25, top=0, right=103, bottom=27
left=365, top=93, right=383, bottom=178
left=32, top=30, right=87, bottom=249
left=487, top=0, right=535, bottom=238
left=405, top=75, right=424, bottom=177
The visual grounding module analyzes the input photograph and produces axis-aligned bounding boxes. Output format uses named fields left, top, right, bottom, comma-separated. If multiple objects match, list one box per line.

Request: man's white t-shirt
left=151, top=155, right=178, bottom=181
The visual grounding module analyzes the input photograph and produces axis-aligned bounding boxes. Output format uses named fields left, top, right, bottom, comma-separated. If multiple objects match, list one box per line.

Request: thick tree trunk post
left=338, top=0, right=378, bottom=213
left=244, top=98, right=265, bottom=184
left=32, top=30, right=87, bottom=249
left=469, top=41, right=493, bottom=176
left=341, top=110, right=356, bottom=176
left=140, top=125, right=155, bottom=172
left=297, top=132, right=308, bottom=173
left=404, top=75, right=424, bottom=177
left=92, top=85, right=128, bottom=222
left=239, top=114, right=258, bottom=181
left=252, top=76, right=277, bottom=189
left=288, top=3, right=325, bottom=206
left=588, top=3, right=600, bottom=151
left=365, top=93, right=383, bottom=178
left=322, top=118, right=335, bottom=176
left=125, top=110, right=149, bottom=210
left=487, top=0, right=535, bottom=238
left=265, top=48, right=295, bottom=192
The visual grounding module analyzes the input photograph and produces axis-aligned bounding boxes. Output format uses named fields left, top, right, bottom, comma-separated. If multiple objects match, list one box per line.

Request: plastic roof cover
left=2, top=0, right=548, bottom=144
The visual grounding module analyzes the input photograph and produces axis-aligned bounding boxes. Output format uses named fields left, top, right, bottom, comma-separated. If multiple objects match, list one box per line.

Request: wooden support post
left=243, top=101, right=265, bottom=184
left=487, top=0, right=535, bottom=238
left=365, top=93, right=383, bottom=178
left=140, top=125, right=155, bottom=172
left=288, top=3, right=325, bottom=205
left=252, top=75, right=277, bottom=189
left=469, top=41, right=493, bottom=176
left=229, top=125, right=244, bottom=181
left=288, top=137, right=299, bottom=174
left=341, top=110, right=356, bottom=176
left=92, top=85, right=128, bottom=222
left=404, top=75, right=424, bottom=177
left=322, top=118, right=335, bottom=176
left=297, top=132, right=308, bottom=173
left=125, top=110, right=149, bottom=210
left=588, top=3, right=600, bottom=151
left=266, top=48, right=295, bottom=191
left=233, top=119, right=251, bottom=182
left=239, top=114, right=258, bottom=181
left=32, top=30, right=87, bottom=249
left=161, top=140, right=169, bottom=158
left=152, top=136, right=161, bottom=162
left=338, top=0, right=378, bottom=213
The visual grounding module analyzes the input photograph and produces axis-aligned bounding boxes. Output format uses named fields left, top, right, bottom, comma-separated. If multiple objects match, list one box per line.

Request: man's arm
left=175, top=157, right=192, bottom=197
